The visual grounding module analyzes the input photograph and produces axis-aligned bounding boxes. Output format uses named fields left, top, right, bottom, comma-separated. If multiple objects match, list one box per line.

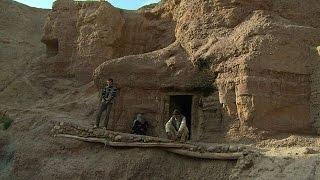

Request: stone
left=304, top=148, right=319, bottom=154
left=114, top=135, right=122, bottom=142
left=238, top=146, right=245, bottom=152
left=221, top=145, right=229, bottom=152
left=214, top=145, right=223, bottom=153
left=207, top=146, right=217, bottom=152
left=229, top=145, right=238, bottom=153
left=134, top=137, right=142, bottom=142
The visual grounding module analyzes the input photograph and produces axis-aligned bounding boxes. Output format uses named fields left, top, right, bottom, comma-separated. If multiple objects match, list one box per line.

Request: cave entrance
left=44, top=39, right=59, bottom=57
left=169, top=95, right=193, bottom=139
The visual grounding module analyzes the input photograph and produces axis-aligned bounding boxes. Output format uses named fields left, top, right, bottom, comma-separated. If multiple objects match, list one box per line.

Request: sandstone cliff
left=91, top=0, right=320, bottom=136
left=2, top=0, right=320, bottom=179
left=2, top=0, right=320, bottom=142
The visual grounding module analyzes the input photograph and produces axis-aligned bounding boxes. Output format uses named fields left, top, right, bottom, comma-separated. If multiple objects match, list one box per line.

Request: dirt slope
left=0, top=0, right=48, bottom=106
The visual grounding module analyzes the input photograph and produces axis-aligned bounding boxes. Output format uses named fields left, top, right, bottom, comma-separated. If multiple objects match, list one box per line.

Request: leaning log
left=165, top=149, right=242, bottom=160
left=56, top=134, right=197, bottom=149
left=53, top=122, right=172, bottom=143
left=56, top=134, right=243, bottom=160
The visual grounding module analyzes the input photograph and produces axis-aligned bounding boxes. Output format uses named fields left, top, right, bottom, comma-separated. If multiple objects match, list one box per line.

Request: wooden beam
left=56, top=134, right=243, bottom=160
left=56, top=134, right=197, bottom=149
left=165, top=149, right=242, bottom=160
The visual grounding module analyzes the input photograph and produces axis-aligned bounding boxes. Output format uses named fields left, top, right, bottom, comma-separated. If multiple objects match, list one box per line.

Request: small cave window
left=45, top=39, right=59, bottom=57
left=169, top=95, right=193, bottom=139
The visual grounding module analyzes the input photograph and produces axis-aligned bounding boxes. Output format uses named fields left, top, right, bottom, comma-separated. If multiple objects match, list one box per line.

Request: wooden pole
left=56, top=134, right=197, bottom=149
left=56, top=134, right=243, bottom=160
left=165, top=149, right=242, bottom=160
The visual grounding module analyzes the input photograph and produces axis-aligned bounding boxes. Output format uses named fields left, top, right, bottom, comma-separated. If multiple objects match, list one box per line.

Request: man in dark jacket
left=94, top=78, right=117, bottom=129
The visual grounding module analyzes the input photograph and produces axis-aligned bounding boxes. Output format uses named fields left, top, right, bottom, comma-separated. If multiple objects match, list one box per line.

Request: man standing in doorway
left=94, top=78, right=117, bottom=129
left=165, top=109, right=189, bottom=142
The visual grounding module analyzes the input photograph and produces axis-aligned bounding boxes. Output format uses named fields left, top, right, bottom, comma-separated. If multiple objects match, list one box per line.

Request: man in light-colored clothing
left=165, top=109, right=189, bottom=142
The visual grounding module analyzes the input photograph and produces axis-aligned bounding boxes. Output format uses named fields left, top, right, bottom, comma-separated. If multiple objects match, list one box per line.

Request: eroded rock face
left=168, top=0, right=320, bottom=134
left=41, top=0, right=175, bottom=82
left=42, top=0, right=320, bottom=139
left=3, top=0, right=320, bottom=178
left=156, top=0, right=320, bottom=134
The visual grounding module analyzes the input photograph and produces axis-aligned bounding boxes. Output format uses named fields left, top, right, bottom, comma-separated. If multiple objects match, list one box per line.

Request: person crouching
left=132, top=114, right=148, bottom=135
left=165, top=109, right=189, bottom=142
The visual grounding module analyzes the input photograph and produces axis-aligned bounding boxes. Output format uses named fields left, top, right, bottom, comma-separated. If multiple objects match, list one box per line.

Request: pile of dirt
left=228, top=134, right=320, bottom=179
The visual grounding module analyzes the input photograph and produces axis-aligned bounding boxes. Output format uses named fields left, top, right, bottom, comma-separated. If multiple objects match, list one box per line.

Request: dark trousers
left=95, top=102, right=113, bottom=128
